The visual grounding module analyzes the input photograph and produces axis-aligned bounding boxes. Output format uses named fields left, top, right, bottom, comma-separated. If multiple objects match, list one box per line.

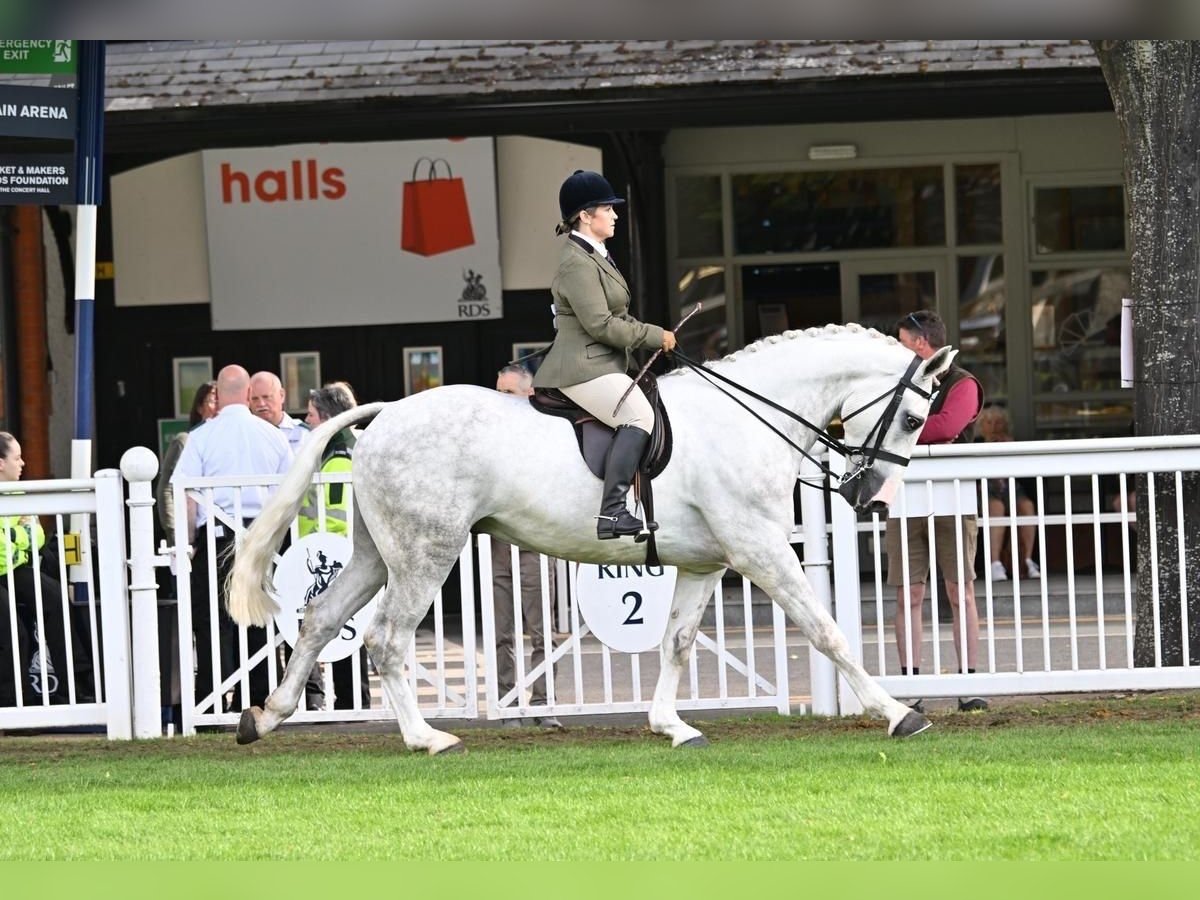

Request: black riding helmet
left=559, top=170, right=625, bottom=221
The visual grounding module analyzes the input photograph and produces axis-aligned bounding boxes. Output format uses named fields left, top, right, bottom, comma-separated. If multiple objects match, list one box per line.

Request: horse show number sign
left=574, top=563, right=678, bottom=653
left=270, top=533, right=380, bottom=662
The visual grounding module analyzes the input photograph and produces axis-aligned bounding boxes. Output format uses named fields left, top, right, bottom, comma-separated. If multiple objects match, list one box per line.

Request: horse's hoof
left=677, top=735, right=709, bottom=749
left=235, top=707, right=261, bottom=745
left=891, top=710, right=932, bottom=738
left=431, top=740, right=466, bottom=756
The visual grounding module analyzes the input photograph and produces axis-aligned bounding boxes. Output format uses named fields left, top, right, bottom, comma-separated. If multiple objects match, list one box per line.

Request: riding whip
left=612, top=302, right=703, bottom=417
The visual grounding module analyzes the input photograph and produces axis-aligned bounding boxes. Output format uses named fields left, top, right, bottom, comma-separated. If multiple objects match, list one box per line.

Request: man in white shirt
left=250, top=371, right=309, bottom=452
left=173, top=365, right=292, bottom=714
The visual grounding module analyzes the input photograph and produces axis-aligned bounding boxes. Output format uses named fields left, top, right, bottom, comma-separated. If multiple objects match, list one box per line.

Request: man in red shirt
left=886, top=310, right=988, bottom=713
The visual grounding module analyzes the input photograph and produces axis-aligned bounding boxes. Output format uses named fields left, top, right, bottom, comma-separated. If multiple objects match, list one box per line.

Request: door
left=842, top=257, right=948, bottom=337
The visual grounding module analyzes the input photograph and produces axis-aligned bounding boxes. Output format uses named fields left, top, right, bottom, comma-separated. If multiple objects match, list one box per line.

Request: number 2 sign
left=574, top=563, right=678, bottom=653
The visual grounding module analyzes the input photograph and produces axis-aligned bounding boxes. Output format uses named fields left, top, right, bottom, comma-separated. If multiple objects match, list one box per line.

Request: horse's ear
left=918, top=346, right=957, bottom=382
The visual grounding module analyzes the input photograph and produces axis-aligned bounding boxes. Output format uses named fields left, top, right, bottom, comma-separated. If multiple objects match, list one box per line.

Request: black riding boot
left=596, top=425, right=657, bottom=540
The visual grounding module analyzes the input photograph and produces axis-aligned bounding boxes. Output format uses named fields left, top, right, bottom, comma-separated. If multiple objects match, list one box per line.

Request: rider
left=532, top=170, right=676, bottom=540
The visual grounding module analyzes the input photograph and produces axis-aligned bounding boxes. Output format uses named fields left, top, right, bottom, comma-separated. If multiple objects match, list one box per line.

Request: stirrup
left=633, top=520, right=659, bottom=543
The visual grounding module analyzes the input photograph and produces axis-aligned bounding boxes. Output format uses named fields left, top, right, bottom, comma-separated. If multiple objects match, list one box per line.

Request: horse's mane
left=664, top=322, right=900, bottom=376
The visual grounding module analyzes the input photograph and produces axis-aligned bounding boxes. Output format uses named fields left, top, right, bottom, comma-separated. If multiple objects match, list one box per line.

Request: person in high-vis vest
left=0, top=431, right=95, bottom=706
left=298, top=384, right=371, bottom=709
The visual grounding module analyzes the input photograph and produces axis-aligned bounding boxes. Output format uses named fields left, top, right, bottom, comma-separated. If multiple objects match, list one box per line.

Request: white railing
left=11, top=435, right=1200, bottom=739
left=825, top=435, right=1200, bottom=714
left=0, top=468, right=131, bottom=737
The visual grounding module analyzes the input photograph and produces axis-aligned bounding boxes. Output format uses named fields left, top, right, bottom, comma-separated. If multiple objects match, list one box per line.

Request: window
left=674, top=175, right=723, bottom=258
left=1031, top=267, right=1131, bottom=437
left=732, top=166, right=945, bottom=254
left=955, top=164, right=1002, bottom=246
left=957, top=255, right=1006, bottom=402
left=676, top=266, right=728, bottom=361
left=1034, top=185, right=1125, bottom=254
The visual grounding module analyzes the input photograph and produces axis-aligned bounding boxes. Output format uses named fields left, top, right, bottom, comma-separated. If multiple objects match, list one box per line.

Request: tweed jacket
left=533, top=237, right=665, bottom=389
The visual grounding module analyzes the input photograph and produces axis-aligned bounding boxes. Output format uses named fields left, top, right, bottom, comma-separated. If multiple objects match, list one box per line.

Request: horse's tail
left=226, top=401, right=388, bottom=627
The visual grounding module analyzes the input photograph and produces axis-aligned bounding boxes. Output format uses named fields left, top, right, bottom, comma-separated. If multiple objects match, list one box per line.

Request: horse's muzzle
left=838, top=471, right=899, bottom=514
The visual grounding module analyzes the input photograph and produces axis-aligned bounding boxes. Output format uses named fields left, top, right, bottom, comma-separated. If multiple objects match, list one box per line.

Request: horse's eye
left=904, top=414, right=924, bottom=432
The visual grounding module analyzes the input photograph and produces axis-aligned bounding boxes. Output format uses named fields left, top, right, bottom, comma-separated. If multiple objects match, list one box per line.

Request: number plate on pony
left=575, top=563, right=678, bottom=653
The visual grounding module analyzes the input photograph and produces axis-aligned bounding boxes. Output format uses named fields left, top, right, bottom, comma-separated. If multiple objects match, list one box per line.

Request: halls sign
left=201, top=138, right=501, bottom=331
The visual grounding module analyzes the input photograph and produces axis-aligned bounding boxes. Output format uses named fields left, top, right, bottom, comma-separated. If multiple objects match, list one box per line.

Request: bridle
left=671, top=351, right=931, bottom=490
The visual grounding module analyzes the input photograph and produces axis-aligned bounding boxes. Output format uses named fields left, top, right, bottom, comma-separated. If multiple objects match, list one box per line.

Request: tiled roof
left=101, top=40, right=1099, bottom=112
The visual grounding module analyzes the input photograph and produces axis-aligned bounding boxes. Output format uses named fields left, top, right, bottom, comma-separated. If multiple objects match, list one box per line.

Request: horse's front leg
left=649, top=568, right=726, bottom=748
left=737, top=540, right=930, bottom=738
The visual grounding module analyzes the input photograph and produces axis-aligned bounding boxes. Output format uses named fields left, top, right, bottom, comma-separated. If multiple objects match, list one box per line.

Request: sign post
left=69, top=40, right=106, bottom=595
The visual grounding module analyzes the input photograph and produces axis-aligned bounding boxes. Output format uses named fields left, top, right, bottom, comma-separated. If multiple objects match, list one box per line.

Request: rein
left=670, top=349, right=930, bottom=490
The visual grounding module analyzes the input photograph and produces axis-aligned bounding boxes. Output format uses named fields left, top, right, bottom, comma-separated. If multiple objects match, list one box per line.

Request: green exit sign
left=0, top=40, right=77, bottom=74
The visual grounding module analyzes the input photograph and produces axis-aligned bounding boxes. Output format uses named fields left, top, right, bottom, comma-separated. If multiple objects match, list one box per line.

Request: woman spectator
left=0, top=431, right=95, bottom=704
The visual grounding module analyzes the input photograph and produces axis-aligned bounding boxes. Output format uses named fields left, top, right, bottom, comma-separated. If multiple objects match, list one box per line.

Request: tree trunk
left=1093, top=41, right=1200, bottom=666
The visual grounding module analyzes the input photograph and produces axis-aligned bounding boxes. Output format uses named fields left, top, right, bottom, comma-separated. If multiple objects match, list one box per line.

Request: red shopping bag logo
left=401, top=157, right=476, bottom=256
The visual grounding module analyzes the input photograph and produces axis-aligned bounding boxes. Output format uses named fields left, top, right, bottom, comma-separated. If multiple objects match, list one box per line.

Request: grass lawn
left=1, top=692, right=1198, bottom=861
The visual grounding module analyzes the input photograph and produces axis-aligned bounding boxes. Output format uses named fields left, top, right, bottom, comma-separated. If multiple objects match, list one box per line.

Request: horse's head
left=835, top=345, right=956, bottom=514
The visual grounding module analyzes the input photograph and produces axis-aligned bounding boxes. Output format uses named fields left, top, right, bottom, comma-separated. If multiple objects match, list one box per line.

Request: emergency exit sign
left=0, top=40, right=76, bottom=74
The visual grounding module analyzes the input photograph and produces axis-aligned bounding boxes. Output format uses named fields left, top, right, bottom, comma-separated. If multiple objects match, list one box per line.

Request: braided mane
left=664, top=322, right=900, bottom=376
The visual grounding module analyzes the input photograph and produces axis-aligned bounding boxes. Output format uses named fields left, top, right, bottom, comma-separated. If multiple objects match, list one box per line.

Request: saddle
left=530, top=372, right=673, bottom=564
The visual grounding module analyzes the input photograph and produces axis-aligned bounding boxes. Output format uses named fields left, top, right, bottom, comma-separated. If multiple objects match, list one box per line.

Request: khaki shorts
left=885, top=515, right=979, bottom=587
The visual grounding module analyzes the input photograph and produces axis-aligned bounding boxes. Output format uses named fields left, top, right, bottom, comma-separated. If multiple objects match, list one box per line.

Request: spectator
left=172, top=365, right=292, bottom=713
left=493, top=365, right=562, bottom=729
left=0, top=431, right=95, bottom=705
left=297, top=383, right=372, bottom=710
left=886, top=311, right=989, bottom=713
left=250, top=371, right=309, bottom=453
left=976, top=405, right=1039, bottom=582
left=157, top=380, right=217, bottom=536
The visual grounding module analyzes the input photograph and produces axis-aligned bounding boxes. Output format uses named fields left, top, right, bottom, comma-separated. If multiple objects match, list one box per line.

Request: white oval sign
left=575, top=562, right=677, bottom=653
left=270, top=532, right=379, bottom=663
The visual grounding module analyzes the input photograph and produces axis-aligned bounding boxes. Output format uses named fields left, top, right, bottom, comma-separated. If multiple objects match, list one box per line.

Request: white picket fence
left=4, top=435, right=1200, bottom=739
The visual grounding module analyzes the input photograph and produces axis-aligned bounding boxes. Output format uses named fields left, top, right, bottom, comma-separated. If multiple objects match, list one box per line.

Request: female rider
left=532, top=170, right=676, bottom=539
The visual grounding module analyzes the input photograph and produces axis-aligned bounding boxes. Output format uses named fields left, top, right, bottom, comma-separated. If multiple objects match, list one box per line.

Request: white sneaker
left=990, top=559, right=1008, bottom=582
left=1024, top=558, right=1041, bottom=579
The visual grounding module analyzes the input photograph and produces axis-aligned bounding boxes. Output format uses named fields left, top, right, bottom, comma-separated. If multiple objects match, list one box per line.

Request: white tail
left=226, top=401, right=388, bottom=627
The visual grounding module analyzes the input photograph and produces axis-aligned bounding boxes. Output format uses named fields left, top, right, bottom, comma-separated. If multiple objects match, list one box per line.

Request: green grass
left=2, top=693, right=1199, bottom=860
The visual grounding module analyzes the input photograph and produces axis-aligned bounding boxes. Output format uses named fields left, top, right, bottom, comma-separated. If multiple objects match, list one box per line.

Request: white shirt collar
left=571, top=230, right=610, bottom=259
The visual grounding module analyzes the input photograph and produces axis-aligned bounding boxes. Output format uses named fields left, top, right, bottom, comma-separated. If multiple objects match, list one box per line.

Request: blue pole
left=73, top=39, right=105, bottom=442
left=70, top=41, right=105, bottom=599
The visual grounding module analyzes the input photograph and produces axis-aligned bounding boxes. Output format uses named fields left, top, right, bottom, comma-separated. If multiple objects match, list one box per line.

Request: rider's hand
left=662, top=331, right=677, bottom=352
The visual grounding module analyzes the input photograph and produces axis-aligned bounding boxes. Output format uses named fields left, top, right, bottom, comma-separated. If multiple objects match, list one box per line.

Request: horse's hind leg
left=364, top=543, right=467, bottom=756
left=738, top=541, right=928, bottom=737
left=649, top=568, right=725, bottom=748
left=237, top=532, right=386, bottom=744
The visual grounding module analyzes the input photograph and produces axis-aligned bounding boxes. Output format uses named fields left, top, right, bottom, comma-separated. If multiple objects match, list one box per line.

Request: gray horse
left=229, top=324, right=953, bottom=753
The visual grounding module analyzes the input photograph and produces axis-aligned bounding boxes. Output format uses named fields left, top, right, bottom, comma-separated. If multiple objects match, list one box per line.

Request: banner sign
left=201, top=138, right=502, bottom=330
left=0, top=83, right=77, bottom=138
left=575, top=563, right=677, bottom=653
left=0, top=40, right=76, bottom=75
left=0, top=152, right=74, bottom=204
left=270, top=533, right=381, bottom=663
